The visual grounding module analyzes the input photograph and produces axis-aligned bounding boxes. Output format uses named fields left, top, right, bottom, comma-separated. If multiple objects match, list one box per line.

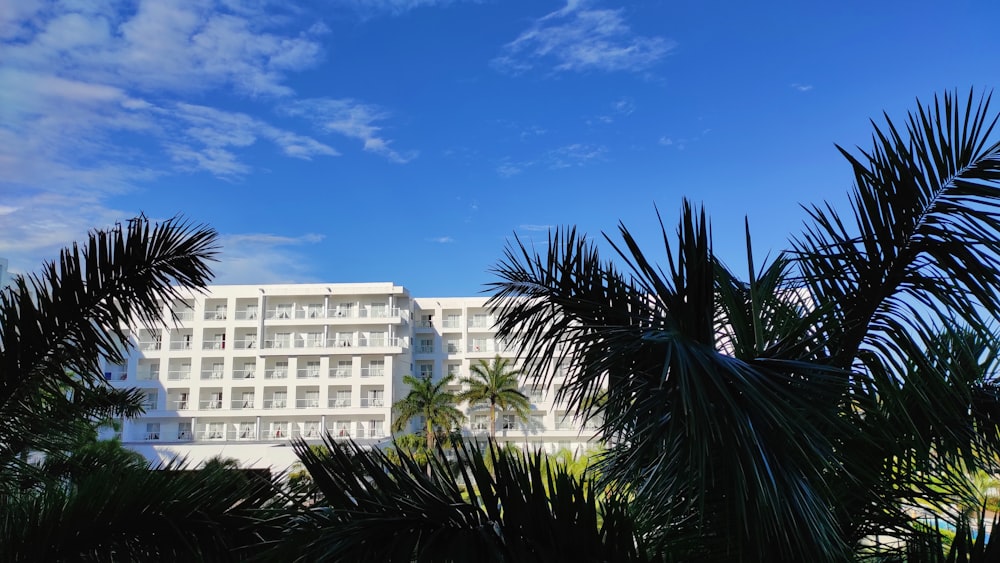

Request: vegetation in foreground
left=4, top=91, right=1000, bottom=561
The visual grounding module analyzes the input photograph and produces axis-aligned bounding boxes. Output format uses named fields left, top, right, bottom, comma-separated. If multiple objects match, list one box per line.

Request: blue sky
left=2, top=0, right=999, bottom=296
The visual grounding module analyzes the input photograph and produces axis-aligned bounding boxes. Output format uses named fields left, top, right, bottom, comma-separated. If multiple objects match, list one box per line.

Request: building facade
left=107, top=283, right=597, bottom=470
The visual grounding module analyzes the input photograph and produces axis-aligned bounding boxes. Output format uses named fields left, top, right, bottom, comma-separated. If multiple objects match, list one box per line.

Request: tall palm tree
left=391, top=374, right=464, bottom=449
left=487, top=90, right=1000, bottom=561
left=458, top=355, right=530, bottom=438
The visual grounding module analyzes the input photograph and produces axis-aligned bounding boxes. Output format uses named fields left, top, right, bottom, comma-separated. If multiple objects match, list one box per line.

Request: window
left=272, top=391, right=286, bottom=409
left=304, top=390, right=319, bottom=408
left=239, top=422, right=255, bottom=439
left=370, top=302, right=387, bottom=318
left=211, top=362, right=224, bottom=379
left=500, top=414, right=517, bottom=430
left=241, top=391, right=255, bottom=408
left=418, top=363, right=433, bottom=378
left=470, top=337, right=488, bottom=352
left=305, top=332, right=323, bottom=347
left=272, top=422, right=288, bottom=438
left=306, top=304, right=324, bottom=318
left=214, top=305, right=227, bottom=320
left=333, top=390, right=351, bottom=407
left=272, top=333, right=290, bottom=349
left=145, top=423, right=160, bottom=440
left=335, top=303, right=354, bottom=317
left=306, top=361, right=320, bottom=377
left=367, top=332, right=386, bottom=346
left=446, top=339, right=460, bottom=353
left=142, top=390, right=157, bottom=410
left=207, top=422, right=224, bottom=439
left=242, top=362, right=256, bottom=378
left=528, top=387, right=545, bottom=403
left=304, top=422, right=320, bottom=437
left=176, top=392, right=188, bottom=410
left=418, top=338, right=433, bottom=353
left=366, top=360, right=385, bottom=377
left=337, top=332, right=353, bottom=347
left=366, top=390, right=383, bottom=407
left=447, top=363, right=461, bottom=377
left=444, top=313, right=461, bottom=328
left=177, top=422, right=192, bottom=440
left=275, top=304, right=292, bottom=319
left=274, top=361, right=288, bottom=377
left=530, top=414, right=545, bottom=430
left=368, top=420, right=384, bottom=437
left=421, top=314, right=433, bottom=327
left=244, top=304, right=258, bottom=320
left=209, top=392, right=222, bottom=409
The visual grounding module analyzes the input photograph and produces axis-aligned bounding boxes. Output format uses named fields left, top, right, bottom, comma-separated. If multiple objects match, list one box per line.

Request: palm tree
left=458, top=355, right=530, bottom=438
left=391, top=374, right=464, bottom=449
left=487, top=90, right=1000, bottom=561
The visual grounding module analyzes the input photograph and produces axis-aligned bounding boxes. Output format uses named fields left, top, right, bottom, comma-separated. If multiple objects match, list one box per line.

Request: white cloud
left=548, top=143, right=607, bottom=168
left=494, top=1, right=674, bottom=74
left=213, top=232, right=325, bottom=284
left=331, top=0, right=463, bottom=17
left=284, top=98, right=417, bottom=163
left=427, top=236, right=455, bottom=243
left=518, top=224, right=553, bottom=232
left=792, top=83, right=814, bottom=92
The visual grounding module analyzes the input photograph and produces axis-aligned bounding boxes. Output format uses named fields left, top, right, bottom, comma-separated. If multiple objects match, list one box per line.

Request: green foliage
left=391, top=373, right=464, bottom=449
left=487, top=90, right=1000, bottom=561
left=264, top=436, right=655, bottom=562
left=458, top=355, right=531, bottom=437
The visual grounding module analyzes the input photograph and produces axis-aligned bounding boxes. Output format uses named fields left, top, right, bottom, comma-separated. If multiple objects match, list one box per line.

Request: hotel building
left=106, top=283, right=598, bottom=470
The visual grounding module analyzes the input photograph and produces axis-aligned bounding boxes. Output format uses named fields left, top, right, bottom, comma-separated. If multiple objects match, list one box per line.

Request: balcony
left=265, top=309, right=294, bottom=320
left=231, top=399, right=255, bottom=409
left=361, top=367, right=385, bottom=378
left=329, top=367, right=351, bottom=378
left=262, top=429, right=289, bottom=440
left=295, top=398, right=321, bottom=409
left=202, top=341, right=226, bottom=351
left=203, top=310, right=227, bottom=320
left=327, top=426, right=352, bottom=438
left=169, top=341, right=193, bottom=351
left=176, top=430, right=193, bottom=441
left=295, top=427, right=323, bottom=439
left=233, top=369, right=256, bottom=380
left=231, top=429, right=258, bottom=440
left=198, top=430, right=226, bottom=440
left=445, top=341, right=462, bottom=353
left=360, top=397, right=385, bottom=408
left=172, top=310, right=194, bottom=321
left=468, top=316, right=497, bottom=329
left=263, top=399, right=288, bottom=409
left=167, top=370, right=191, bottom=381
left=138, top=340, right=162, bottom=351
left=327, top=309, right=357, bottom=319
left=135, top=370, right=158, bottom=381
left=143, top=432, right=160, bottom=441
left=415, top=345, right=434, bottom=354
left=200, top=371, right=224, bottom=381
left=442, top=317, right=463, bottom=329
left=264, top=369, right=288, bottom=379
left=172, top=400, right=190, bottom=410
left=234, top=309, right=259, bottom=320
left=296, top=369, right=321, bottom=379
left=328, top=398, right=352, bottom=408
left=294, top=308, right=326, bottom=319
left=354, top=426, right=386, bottom=439
left=359, top=307, right=400, bottom=319
left=263, top=339, right=292, bottom=350
left=199, top=400, right=224, bottom=410
left=233, top=339, right=258, bottom=350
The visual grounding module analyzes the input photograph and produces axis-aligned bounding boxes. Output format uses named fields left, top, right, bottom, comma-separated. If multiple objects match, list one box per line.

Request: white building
left=107, top=283, right=597, bottom=470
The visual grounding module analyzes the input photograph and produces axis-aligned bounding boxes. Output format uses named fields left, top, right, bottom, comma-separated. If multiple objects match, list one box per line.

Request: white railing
left=443, top=318, right=462, bottom=328
left=359, top=307, right=399, bottom=319
left=328, top=398, right=352, bottom=408
left=140, top=400, right=157, bottom=410
left=296, top=399, right=321, bottom=408
left=415, top=345, right=434, bottom=354
left=445, top=342, right=462, bottom=353
left=233, top=369, right=256, bottom=380
left=360, top=398, right=384, bottom=408
left=264, top=369, right=288, bottom=379
left=296, top=369, right=321, bottom=379
left=203, top=341, right=226, bottom=350
left=233, top=339, right=258, bottom=350
left=265, top=309, right=294, bottom=320
left=176, top=431, right=193, bottom=441
left=138, top=341, right=161, bottom=351
left=467, top=342, right=508, bottom=353
left=143, top=432, right=160, bottom=441
left=359, top=336, right=387, bottom=347
left=172, top=310, right=194, bottom=321
left=231, top=399, right=255, bottom=409
left=327, top=426, right=352, bottom=438
left=169, top=341, right=193, bottom=350
left=263, top=429, right=289, bottom=439
left=135, top=371, right=157, bottom=381
left=294, top=308, right=326, bottom=319
left=203, top=310, right=227, bottom=320
left=327, top=339, right=356, bottom=348
left=201, top=371, right=224, bottom=380
left=234, top=309, right=258, bottom=320
left=329, top=367, right=351, bottom=378
left=172, top=400, right=190, bottom=410
left=199, top=400, right=224, bottom=410
left=231, top=430, right=258, bottom=440
left=198, top=430, right=226, bottom=440
left=468, top=316, right=497, bottom=329
left=354, top=426, right=386, bottom=439
left=264, top=339, right=291, bottom=349
left=263, top=399, right=287, bottom=409
left=361, top=367, right=385, bottom=378
left=417, top=320, right=433, bottom=328
left=327, top=309, right=357, bottom=319
left=167, top=370, right=191, bottom=381
left=294, top=428, right=323, bottom=439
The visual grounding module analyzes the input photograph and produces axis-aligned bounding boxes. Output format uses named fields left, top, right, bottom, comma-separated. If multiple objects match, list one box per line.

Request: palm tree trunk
left=489, top=401, right=496, bottom=439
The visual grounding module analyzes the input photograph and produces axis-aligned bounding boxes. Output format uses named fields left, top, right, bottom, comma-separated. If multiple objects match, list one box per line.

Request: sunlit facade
left=107, top=283, right=597, bottom=470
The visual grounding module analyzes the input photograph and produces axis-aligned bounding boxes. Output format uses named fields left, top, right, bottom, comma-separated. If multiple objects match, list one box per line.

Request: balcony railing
left=198, top=430, right=226, bottom=440
left=172, top=310, right=194, bottom=321
left=329, top=367, right=351, bottom=378
left=233, top=339, right=258, bottom=350
left=264, top=369, right=288, bottom=379
left=327, top=426, right=352, bottom=438
left=140, top=400, right=157, bottom=410
left=234, top=309, right=258, bottom=320
left=327, top=309, right=357, bottom=319
left=204, top=310, right=227, bottom=320
left=201, top=371, right=224, bottom=380
left=296, top=399, right=321, bottom=409
left=169, top=341, right=193, bottom=350
left=177, top=430, right=193, bottom=441
left=263, top=429, right=289, bottom=439
left=415, top=345, right=434, bottom=354
left=171, top=400, right=190, bottom=410
left=294, top=427, right=323, bottom=439
left=199, top=400, right=224, bottom=410
left=143, top=432, right=160, bottom=441
left=231, top=399, right=255, bottom=409
left=294, top=308, right=326, bottom=319
left=361, top=367, right=385, bottom=378
left=264, top=339, right=292, bottom=349
left=202, top=341, right=226, bottom=350
left=360, top=307, right=399, bottom=319
left=360, top=397, right=384, bottom=408
left=265, top=309, right=294, bottom=320
left=328, top=398, right=352, bottom=408
left=468, top=316, right=497, bottom=329
left=263, top=399, right=288, bottom=409
left=135, top=371, right=158, bottom=381
left=233, top=369, right=256, bottom=380
left=167, top=371, right=191, bottom=381
left=231, top=429, right=258, bottom=440
left=138, top=341, right=162, bottom=351
left=442, top=318, right=462, bottom=328
left=354, top=426, right=386, bottom=439
left=445, top=342, right=462, bottom=353
left=296, top=369, right=321, bottom=379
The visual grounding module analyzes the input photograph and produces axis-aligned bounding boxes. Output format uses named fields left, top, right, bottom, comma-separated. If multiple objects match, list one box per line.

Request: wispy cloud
left=659, top=128, right=710, bottom=151
left=214, top=232, right=325, bottom=284
left=493, top=0, right=674, bottom=75
left=791, top=83, right=814, bottom=92
left=497, top=143, right=606, bottom=177
left=284, top=99, right=417, bottom=163
left=589, top=96, right=636, bottom=124
left=518, top=224, right=553, bottom=232
left=427, top=236, right=455, bottom=243
left=332, top=0, right=465, bottom=17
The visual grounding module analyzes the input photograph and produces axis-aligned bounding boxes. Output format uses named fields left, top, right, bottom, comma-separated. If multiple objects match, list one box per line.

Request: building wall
left=108, top=283, right=597, bottom=471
